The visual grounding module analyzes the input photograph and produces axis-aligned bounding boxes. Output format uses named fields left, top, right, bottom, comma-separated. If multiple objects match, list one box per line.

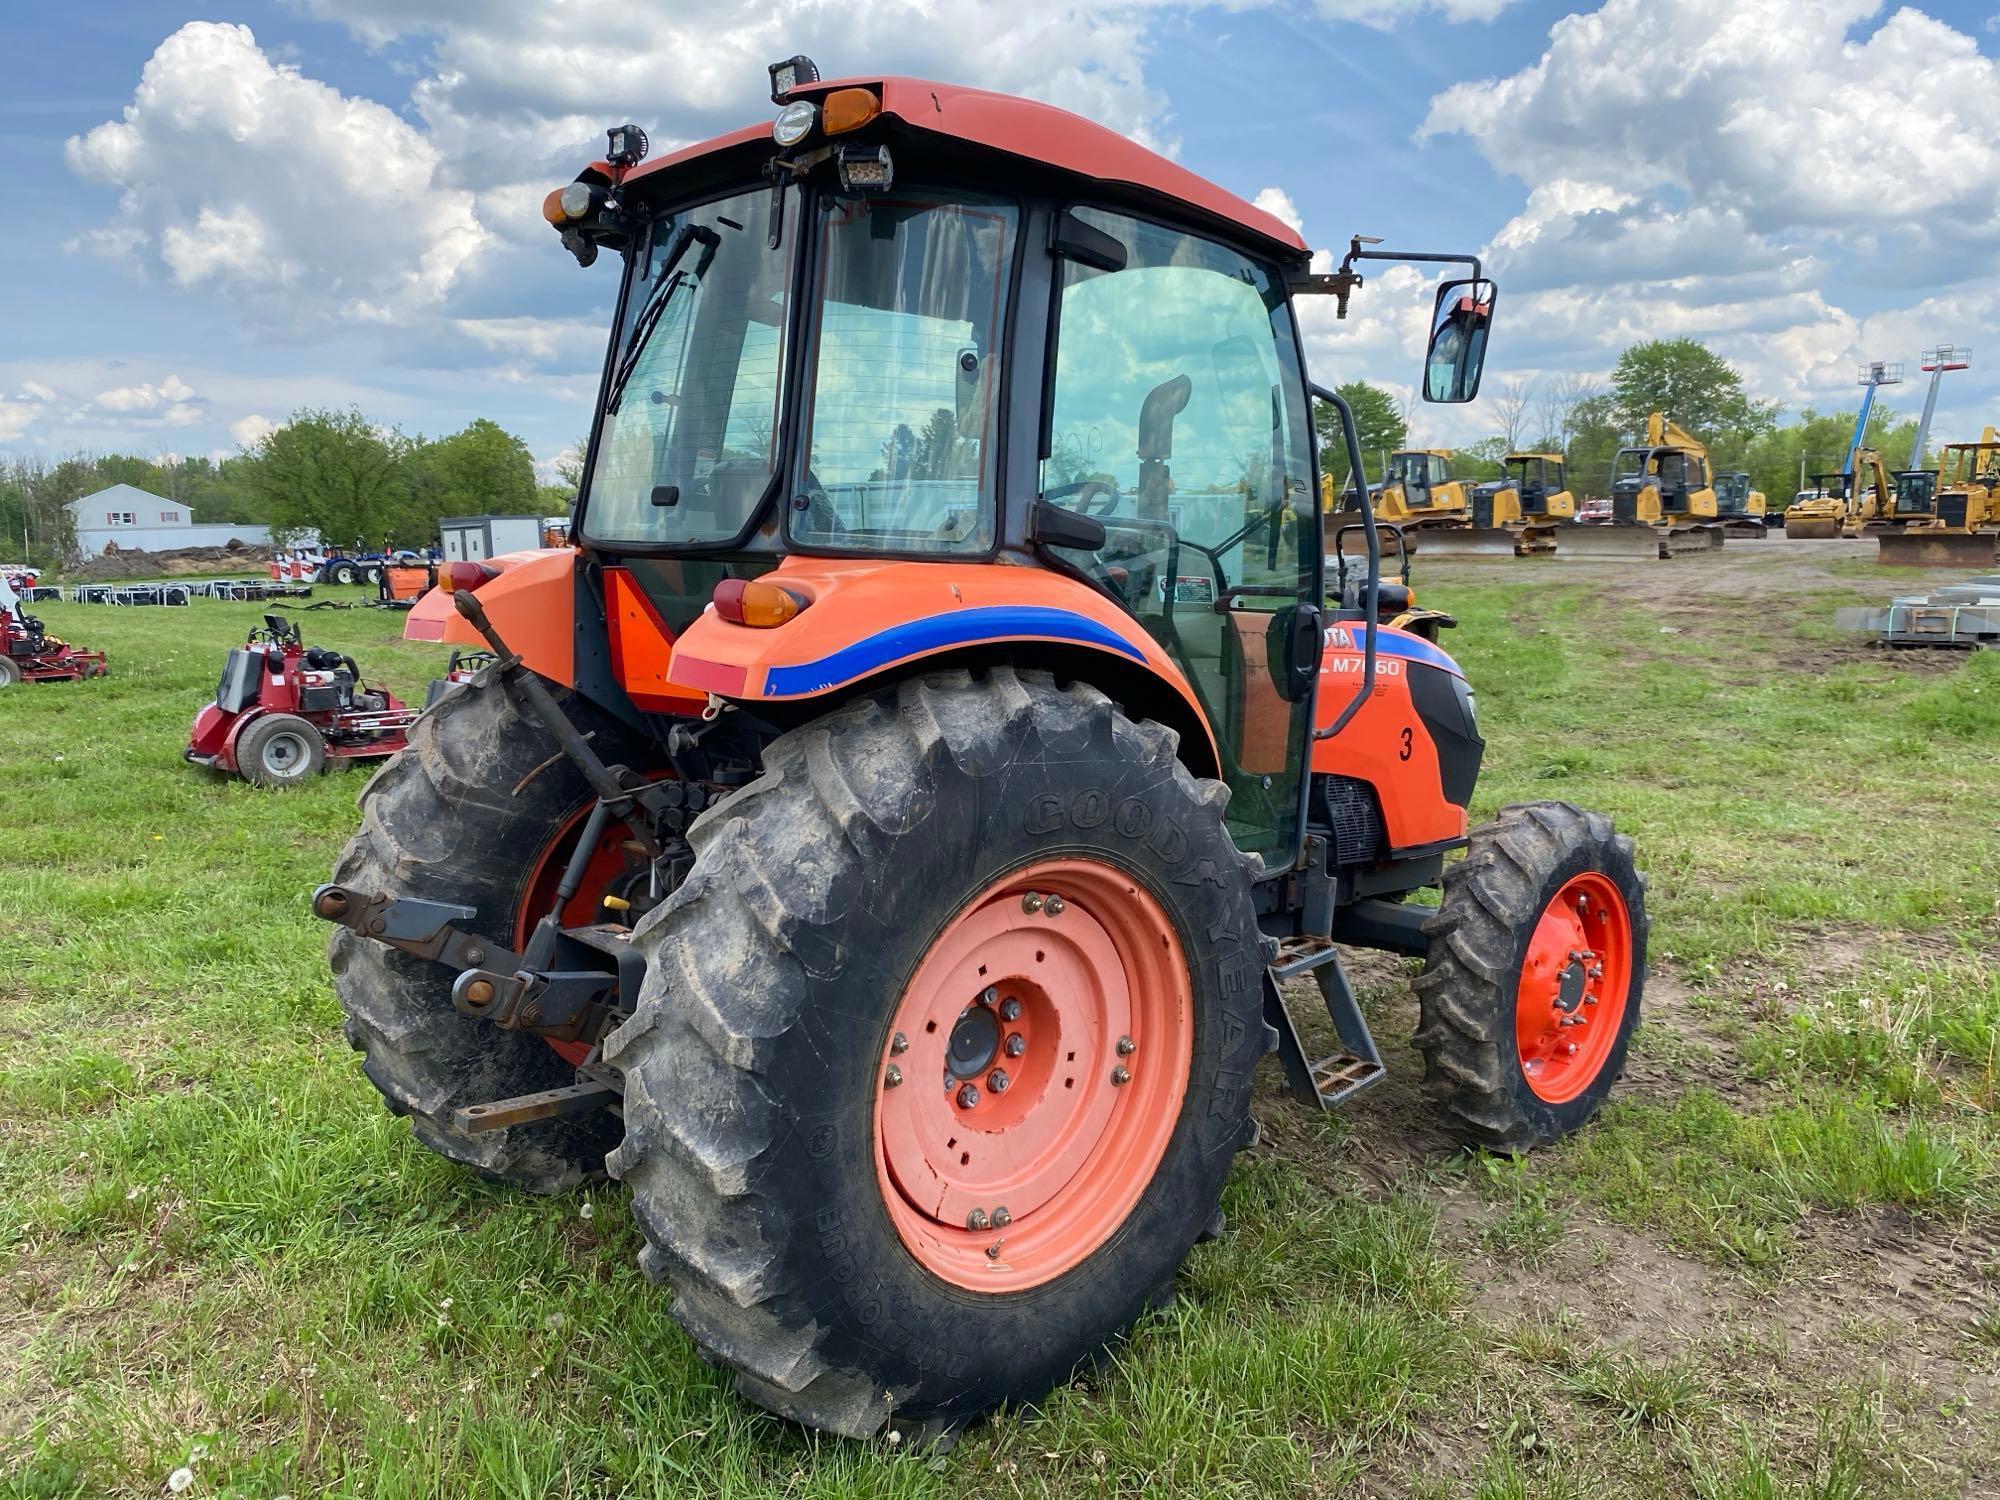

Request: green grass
left=3, top=568, right=1999, bottom=1496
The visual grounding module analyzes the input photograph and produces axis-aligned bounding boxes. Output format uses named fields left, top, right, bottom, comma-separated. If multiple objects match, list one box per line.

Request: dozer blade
left=1784, top=518, right=1843, bottom=540
left=1875, top=531, right=2000, bottom=568
left=1415, top=526, right=1519, bottom=558
left=1554, top=525, right=1672, bottom=561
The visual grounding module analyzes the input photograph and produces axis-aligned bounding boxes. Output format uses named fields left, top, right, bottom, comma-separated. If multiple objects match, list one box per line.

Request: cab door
left=1040, top=207, right=1319, bottom=865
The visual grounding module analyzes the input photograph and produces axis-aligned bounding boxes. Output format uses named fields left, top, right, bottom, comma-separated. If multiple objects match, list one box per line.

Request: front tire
left=603, top=668, right=1272, bottom=1436
left=327, top=670, right=634, bottom=1191
left=0, top=656, right=20, bottom=688
left=1413, top=801, right=1648, bottom=1151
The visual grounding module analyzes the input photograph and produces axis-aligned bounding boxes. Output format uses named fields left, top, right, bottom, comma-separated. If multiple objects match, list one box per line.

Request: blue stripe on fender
left=759, top=605, right=1149, bottom=697
left=1368, top=628, right=1463, bottom=676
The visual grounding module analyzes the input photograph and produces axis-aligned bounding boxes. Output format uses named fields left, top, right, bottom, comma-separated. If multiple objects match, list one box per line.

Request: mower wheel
left=238, top=713, right=327, bottom=786
left=0, top=656, right=19, bottom=688
left=327, top=668, right=632, bottom=1192
left=604, top=667, right=1273, bottom=1437
left=1413, top=801, right=1647, bottom=1152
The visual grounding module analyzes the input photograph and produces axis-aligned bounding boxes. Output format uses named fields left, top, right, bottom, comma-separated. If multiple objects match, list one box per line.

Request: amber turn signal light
left=712, top=577, right=807, bottom=627
left=821, top=87, right=882, bottom=135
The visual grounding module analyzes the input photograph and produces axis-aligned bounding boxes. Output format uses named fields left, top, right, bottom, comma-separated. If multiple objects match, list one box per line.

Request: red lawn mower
left=2, top=603, right=108, bottom=686
left=186, top=615, right=419, bottom=786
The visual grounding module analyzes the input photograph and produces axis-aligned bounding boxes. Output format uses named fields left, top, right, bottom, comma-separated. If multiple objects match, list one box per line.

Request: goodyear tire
left=603, top=667, right=1273, bottom=1437
left=1414, top=801, right=1648, bottom=1152
left=238, top=713, right=326, bottom=787
left=327, top=669, right=633, bottom=1192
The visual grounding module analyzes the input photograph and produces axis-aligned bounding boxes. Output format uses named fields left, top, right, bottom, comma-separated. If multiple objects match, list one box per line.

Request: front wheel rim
left=873, top=858, right=1193, bottom=1293
left=1515, top=871, right=1633, bottom=1104
left=264, top=731, right=310, bottom=776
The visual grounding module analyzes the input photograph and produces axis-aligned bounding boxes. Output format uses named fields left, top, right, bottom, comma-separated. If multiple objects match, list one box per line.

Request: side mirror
left=1423, top=278, right=1495, bottom=403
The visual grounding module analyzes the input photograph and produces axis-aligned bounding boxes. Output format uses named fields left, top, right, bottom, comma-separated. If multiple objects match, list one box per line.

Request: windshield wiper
left=605, top=223, right=716, bottom=413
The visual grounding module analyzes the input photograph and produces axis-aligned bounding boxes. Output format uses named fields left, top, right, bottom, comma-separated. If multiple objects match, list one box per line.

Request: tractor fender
left=403, top=549, right=576, bottom=687
left=661, top=557, right=1220, bottom=773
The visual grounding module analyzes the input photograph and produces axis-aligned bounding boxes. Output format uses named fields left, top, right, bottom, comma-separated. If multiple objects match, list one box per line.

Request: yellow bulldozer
left=1325, top=449, right=1510, bottom=559
left=1879, top=428, right=2000, bottom=566
left=1464, top=452, right=1576, bottom=555
left=1785, top=447, right=1891, bottom=539
left=1564, top=412, right=1720, bottom=559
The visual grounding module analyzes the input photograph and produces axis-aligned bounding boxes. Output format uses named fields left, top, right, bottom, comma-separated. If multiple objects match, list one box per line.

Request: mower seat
left=1338, top=581, right=1413, bottom=614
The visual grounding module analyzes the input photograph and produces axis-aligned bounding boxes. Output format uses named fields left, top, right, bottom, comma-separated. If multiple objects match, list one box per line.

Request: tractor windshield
left=584, top=186, right=792, bottom=547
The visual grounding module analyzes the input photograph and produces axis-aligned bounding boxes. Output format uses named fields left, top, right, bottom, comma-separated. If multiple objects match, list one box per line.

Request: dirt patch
left=67, top=542, right=275, bottom=582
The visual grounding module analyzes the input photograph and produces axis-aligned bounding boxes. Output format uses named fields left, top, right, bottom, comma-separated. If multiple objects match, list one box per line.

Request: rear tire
left=603, top=667, right=1272, bottom=1436
left=331, top=561, right=359, bottom=586
left=327, top=670, right=633, bottom=1192
left=1413, top=801, right=1647, bottom=1152
left=0, top=656, right=20, bottom=688
left=238, top=713, right=326, bottom=786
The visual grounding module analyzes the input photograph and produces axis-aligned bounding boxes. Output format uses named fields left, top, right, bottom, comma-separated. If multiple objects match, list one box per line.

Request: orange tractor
left=315, top=62, right=1648, bottom=1440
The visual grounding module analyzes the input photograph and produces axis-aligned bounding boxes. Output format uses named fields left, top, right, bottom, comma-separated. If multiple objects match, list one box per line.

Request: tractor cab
left=1891, top=469, right=1936, bottom=518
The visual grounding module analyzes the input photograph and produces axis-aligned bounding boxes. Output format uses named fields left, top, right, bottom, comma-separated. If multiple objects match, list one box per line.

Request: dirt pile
left=70, top=541, right=275, bottom=581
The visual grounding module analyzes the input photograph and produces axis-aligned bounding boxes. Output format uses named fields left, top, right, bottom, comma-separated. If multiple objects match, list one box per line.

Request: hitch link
left=312, top=886, right=510, bottom=971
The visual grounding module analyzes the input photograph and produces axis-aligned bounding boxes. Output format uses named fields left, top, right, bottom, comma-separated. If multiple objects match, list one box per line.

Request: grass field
left=3, top=549, right=1998, bottom=1498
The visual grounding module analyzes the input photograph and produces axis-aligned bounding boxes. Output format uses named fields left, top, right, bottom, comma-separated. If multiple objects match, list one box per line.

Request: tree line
left=1318, top=338, right=1930, bottom=509
left=2, top=409, right=566, bottom=567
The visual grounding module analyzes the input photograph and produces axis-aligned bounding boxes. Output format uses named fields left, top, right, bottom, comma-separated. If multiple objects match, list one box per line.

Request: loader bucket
left=1554, top=526, right=1669, bottom=561
left=1784, top=517, right=1843, bottom=540
left=1416, top=527, right=1519, bottom=559
left=1875, top=531, right=1999, bottom=568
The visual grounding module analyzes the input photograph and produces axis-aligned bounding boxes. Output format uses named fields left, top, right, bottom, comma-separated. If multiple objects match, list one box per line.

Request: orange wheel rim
left=873, top=858, right=1193, bottom=1293
left=1515, top=872, right=1633, bottom=1104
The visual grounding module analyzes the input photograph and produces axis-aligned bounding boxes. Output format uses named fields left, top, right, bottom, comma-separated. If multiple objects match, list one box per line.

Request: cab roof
left=622, top=75, right=1309, bottom=260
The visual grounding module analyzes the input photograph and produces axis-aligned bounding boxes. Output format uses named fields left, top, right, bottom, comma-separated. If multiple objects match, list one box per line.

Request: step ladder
left=1264, top=938, right=1386, bottom=1110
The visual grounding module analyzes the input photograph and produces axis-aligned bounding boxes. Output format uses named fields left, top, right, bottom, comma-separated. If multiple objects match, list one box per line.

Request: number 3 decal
left=1398, top=726, right=1413, bottom=761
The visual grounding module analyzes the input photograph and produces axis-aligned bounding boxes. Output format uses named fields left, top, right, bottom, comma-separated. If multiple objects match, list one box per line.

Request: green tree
left=241, top=408, right=411, bottom=548
left=1609, top=339, right=1779, bottom=446
left=1451, top=437, right=1510, bottom=482
left=1314, top=382, right=1407, bottom=498
left=406, top=418, right=537, bottom=533
left=1564, top=393, right=1625, bottom=498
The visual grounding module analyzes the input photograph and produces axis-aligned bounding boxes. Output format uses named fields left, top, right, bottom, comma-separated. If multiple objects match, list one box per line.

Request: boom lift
left=311, top=62, right=1648, bottom=1440
left=1565, top=412, right=1720, bottom=558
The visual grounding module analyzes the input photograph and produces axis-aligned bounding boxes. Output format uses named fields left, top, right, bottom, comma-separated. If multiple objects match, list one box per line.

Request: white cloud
left=1251, top=187, right=1305, bottom=235
left=229, top=413, right=278, bottom=451
left=19, top=380, right=56, bottom=403
left=1312, top=0, right=1519, bottom=24
left=67, top=22, right=490, bottom=323
left=0, top=401, right=41, bottom=443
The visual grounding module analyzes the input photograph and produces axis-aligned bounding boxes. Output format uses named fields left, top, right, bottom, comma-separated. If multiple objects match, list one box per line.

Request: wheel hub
left=946, top=1003, right=1001, bottom=1080
left=1515, top=872, right=1633, bottom=1104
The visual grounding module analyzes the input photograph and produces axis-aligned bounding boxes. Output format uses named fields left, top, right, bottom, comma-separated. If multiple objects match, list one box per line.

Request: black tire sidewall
left=1493, top=837, right=1647, bottom=1138
left=749, top=729, right=1266, bottom=1423
left=0, top=656, right=19, bottom=687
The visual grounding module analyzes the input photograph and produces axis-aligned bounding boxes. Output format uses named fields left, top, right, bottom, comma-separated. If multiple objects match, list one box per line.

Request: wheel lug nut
left=1044, top=894, right=1065, bottom=917
left=1116, top=1035, right=1136, bottom=1056
left=957, top=1084, right=981, bottom=1109
left=884, top=1065, right=903, bottom=1088
left=1588, top=966, right=1604, bottom=980
left=967, top=1208, right=989, bottom=1230
left=1005, top=1033, right=1026, bottom=1057
left=1111, top=1066, right=1131, bottom=1086
left=990, top=1206, right=1011, bottom=1228
left=890, top=1031, right=909, bottom=1055
left=987, top=1069, right=1009, bottom=1093
left=980, top=986, right=998, bottom=1007
left=999, top=997, right=1022, bottom=1021
left=986, top=1242, right=1003, bottom=1260
left=1022, top=892, right=1044, bottom=914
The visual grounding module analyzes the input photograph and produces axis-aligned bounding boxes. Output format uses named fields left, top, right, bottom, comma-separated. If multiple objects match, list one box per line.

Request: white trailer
left=439, top=515, right=546, bottom=563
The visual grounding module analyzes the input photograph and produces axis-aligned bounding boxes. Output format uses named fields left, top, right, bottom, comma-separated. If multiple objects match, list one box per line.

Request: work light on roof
left=773, top=100, right=818, bottom=147
left=835, top=143, right=894, bottom=193
left=605, top=123, right=649, bottom=167
left=769, top=54, right=820, bottom=102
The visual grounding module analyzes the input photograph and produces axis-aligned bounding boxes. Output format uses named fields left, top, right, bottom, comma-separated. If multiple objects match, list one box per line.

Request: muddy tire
left=238, top=713, right=326, bottom=787
left=328, top=669, right=633, bottom=1192
left=1414, top=800, right=1647, bottom=1153
left=604, top=667, right=1272, bottom=1437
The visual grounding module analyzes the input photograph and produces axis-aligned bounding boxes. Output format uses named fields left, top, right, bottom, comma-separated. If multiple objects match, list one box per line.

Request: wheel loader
left=1465, top=452, right=1575, bottom=555
left=1564, top=412, right=1720, bottom=559
left=314, top=63, right=1649, bottom=1441
left=1879, top=429, right=2000, bottom=566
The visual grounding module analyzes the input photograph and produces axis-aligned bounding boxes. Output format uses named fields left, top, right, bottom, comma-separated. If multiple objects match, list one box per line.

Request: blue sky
left=4, top=0, right=1997, bottom=475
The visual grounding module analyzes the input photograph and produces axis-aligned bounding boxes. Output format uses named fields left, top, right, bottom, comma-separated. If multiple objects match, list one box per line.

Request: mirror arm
left=1293, top=240, right=1485, bottom=319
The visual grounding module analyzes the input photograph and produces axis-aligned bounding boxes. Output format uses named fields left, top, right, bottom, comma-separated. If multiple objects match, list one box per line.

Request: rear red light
left=440, top=562, right=498, bottom=593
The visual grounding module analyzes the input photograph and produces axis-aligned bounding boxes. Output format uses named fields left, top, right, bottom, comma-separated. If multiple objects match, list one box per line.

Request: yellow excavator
left=1879, top=428, right=2000, bottom=566
left=1711, top=471, right=1767, bottom=538
left=1467, top=452, right=1576, bottom=554
left=1565, top=412, right=1720, bottom=559
left=1785, top=448, right=1891, bottom=539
